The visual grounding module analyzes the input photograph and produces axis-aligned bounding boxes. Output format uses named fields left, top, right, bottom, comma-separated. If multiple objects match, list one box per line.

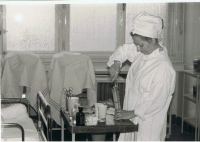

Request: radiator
left=97, top=82, right=126, bottom=108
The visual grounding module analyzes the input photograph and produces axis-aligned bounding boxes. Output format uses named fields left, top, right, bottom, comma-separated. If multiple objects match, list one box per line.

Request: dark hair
left=130, top=32, right=159, bottom=44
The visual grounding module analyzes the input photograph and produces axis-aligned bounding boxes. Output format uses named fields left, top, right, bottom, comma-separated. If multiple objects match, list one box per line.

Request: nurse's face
left=132, top=35, right=151, bottom=55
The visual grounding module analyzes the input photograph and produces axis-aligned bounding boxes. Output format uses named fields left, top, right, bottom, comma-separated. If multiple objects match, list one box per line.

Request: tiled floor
left=52, top=124, right=195, bottom=141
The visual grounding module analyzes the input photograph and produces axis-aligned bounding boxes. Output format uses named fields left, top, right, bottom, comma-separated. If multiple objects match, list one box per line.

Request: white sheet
left=1, top=104, right=28, bottom=120
left=1, top=52, right=48, bottom=110
left=48, top=52, right=96, bottom=125
left=1, top=115, right=39, bottom=141
left=1, top=104, right=39, bottom=141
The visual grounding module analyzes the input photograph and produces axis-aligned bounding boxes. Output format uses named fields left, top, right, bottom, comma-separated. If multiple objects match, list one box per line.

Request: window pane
left=70, top=4, right=117, bottom=51
left=6, top=5, right=55, bottom=51
left=126, top=3, right=168, bottom=45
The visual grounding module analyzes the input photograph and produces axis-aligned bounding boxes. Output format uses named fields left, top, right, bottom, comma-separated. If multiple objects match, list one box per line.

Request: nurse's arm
left=107, top=43, right=139, bottom=68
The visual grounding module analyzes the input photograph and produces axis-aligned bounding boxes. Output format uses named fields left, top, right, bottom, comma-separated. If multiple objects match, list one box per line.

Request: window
left=70, top=4, right=117, bottom=52
left=0, top=3, right=183, bottom=62
left=125, top=3, right=183, bottom=62
left=2, top=4, right=59, bottom=53
left=125, top=3, right=168, bottom=45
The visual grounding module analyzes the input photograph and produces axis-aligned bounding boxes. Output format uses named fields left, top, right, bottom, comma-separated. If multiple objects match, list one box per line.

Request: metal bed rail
left=1, top=98, right=29, bottom=141
left=1, top=98, right=30, bottom=116
left=1, top=123, right=25, bottom=141
left=37, top=91, right=52, bottom=141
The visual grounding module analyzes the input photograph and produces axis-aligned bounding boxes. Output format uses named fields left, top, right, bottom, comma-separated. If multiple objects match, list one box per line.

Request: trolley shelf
left=181, top=70, right=200, bottom=141
left=183, top=94, right=196, bottom=103
left=183, top=118, right=196, bottom=127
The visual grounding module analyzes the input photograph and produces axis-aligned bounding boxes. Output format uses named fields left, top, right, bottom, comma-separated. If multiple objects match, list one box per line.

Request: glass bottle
left=72, top=103, right=79, bottom=125
left=76, top=106, right=85, bottom=126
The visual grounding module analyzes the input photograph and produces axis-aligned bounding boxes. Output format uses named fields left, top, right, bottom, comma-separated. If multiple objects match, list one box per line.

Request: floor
left=52, top=124, right=195, bottom=141
left=165, top=124, right=195, bottom=141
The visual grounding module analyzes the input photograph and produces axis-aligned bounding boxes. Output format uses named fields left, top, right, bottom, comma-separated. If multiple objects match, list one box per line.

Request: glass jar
left=193, top=58, right=200, bottom=72
left=76, top=106, right=85, bottom=126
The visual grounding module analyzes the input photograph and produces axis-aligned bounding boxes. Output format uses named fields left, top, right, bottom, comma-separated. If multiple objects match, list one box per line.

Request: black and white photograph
left=0, top=0, right=200, bottom=141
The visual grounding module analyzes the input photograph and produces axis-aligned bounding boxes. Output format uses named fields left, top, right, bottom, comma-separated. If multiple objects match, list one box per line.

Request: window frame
left=167, top=3, right=184, bottom=63
left=0, top=5, right=3, bottom=55
left=1, top=4, right=61, bottom=55
left=61, top=4, right=125, bottom=62
left=0, top=3, right=184, bottom=65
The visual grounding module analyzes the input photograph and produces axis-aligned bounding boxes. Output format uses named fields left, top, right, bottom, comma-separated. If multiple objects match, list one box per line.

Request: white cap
left=131, top=12, right=163, bottom=38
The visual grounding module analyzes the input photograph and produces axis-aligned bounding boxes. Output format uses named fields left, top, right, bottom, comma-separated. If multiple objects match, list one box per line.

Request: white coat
left=107, top=43, right=176, bottom=141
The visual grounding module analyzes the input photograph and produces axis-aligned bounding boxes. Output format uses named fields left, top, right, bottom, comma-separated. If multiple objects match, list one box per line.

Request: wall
left=185, top=3, right=200, bottom=68
left=176, top=3, right=200, bottom=118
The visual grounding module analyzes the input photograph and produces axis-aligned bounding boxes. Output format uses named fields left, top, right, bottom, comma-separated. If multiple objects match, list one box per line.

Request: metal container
left=193, top=58, right=200, bottom=72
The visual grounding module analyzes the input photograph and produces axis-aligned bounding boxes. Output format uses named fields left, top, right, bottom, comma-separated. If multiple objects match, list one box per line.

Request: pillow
left=1, top=104, right=28, bottom=120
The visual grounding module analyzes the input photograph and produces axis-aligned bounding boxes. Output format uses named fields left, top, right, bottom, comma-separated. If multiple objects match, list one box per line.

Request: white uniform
left=107, top=43, right=176, bottom=141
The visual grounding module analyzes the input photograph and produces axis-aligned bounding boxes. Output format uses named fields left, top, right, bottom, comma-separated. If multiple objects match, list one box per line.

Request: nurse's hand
left=114, top=109, right=136, bottom=120
left=109, top=61, right=121, bottom=82
left=109, top=67, right=119, bottom=82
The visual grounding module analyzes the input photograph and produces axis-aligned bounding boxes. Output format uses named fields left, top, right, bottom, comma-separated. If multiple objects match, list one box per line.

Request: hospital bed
left=1, top=98, right=38, bottom=141
left=1, top=91, right=52, bottom=141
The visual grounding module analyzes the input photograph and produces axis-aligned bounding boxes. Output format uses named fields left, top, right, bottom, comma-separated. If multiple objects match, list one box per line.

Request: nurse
left=107, top=12, right=176, bottom=141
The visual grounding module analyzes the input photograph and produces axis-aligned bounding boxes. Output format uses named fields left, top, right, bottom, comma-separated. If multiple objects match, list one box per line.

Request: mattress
left=1, top=115, right=39, bottom=141
left=1, top=104, right=39, bottom=141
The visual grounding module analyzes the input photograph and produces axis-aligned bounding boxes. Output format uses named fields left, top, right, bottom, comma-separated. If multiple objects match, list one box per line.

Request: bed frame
left=37, top=91, right=52, bottom=141
left=1, top=92, right=52, bottom=141
left=1, top=98, right=30, bottom=141
left=1, top=123, right=25, bottom=141
left=1, top=98, right=30, bottom=114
